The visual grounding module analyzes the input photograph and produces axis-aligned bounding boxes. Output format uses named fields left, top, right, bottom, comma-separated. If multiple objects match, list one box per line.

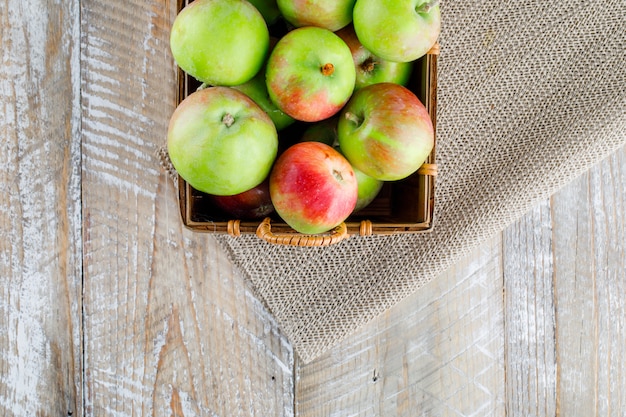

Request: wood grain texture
left=550, top=147, right=625, bottom=417
left=503, top=200, right=558, bottom=417
left=503, top=145, right=625, bottom=417
left=0, top=0, right=82, bottom=415
left=80, top=0, right=294, bottom=415
left=2, top=0, right=624, bottom=414
left=295, top=238, right=506, bottom=416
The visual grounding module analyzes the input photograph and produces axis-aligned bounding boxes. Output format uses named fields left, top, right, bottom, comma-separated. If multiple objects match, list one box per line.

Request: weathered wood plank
left=295, top=237, right=505, bottom=416
left=550, top=146, right=625, bottom=417
left=80, top=0, right=294, bottom=415
left=0, top=0, right=82, bottom=415
left=503, top=145, right=625, bottom=417
left=503, top=200, right=558, bottom=417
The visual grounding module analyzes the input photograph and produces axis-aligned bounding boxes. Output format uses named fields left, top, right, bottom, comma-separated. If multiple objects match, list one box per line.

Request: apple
left=167, top=86, right=278, bottom=196
left=353, top=0, right=440, bottom=63
left=270, top=141, right=358, bottom=234
left=276, top=0, right=356, bottom=31
left=247, top=0, right=281, bottom=25
left=266, top=26, right=356, bottom=122
left=299, top=118, right=382, bottom=211
left=297, top=119, right=381, bottom=211
left=337, top=148, right=383, bottom=212
left=335, top=24, right=413, bottom=91
left=170, top=0, right=270, bottom=86
left=337, top=82, right=434, bottom=181
left=209, top=178, right=275, bottom=220
left=298, top=117, right=338, bottom=146
left=232, top=65, right=295, bottom=131
left=231, top=36, right=295, bottom=131
left=352, top=165, right=384, bottom=212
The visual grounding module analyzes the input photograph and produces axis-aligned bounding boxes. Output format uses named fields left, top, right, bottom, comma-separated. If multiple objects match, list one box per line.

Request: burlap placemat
left=166, top=1, right=625, bottom=363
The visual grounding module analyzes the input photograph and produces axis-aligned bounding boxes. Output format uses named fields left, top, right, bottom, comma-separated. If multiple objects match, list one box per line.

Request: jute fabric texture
left=209, top=1, right=626, bottom=363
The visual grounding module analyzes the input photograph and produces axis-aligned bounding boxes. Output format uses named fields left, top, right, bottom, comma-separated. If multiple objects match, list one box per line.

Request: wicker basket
left=173, top=1, right=438, bottom=246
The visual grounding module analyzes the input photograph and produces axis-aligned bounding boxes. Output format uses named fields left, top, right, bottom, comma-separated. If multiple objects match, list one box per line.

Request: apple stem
left=222, top=113, right=235, bottom=127
left=344, top=111, right=362, bottom=126
left=321, top=63, right=335, bottom=76
left=416, top=0, right=439, bottom=13
left=361, top=57, right=377, bottom=73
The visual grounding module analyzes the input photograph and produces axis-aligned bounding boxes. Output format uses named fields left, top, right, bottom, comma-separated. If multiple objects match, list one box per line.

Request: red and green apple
left=276, top=0, right=356, bottom=31
left=337, top=82, right=434, bottom=181
left=167, top=86, right=278, bottom=196
left=266, top=26, right=356, bottom=122
left=269, top=141, right=358, bottom=234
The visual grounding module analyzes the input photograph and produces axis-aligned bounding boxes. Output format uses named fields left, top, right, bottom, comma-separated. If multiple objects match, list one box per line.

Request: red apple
left=270, top=142, right=358, bottom=234
left=209, top=179, right=275, bottom=220
left=337, top=82, right=434, bottom=181
left=167, top=86, right=278, bottom=196
left=266, top=26, right=356, bottom=122
left=335, top=24, right=413, bottom=91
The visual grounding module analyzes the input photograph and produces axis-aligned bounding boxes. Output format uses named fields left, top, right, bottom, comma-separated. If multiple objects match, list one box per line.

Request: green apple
left=276, top=0, right=356, bottom=31
left=337, top=82, right=434, bottom=181
left=167, top=86, right=278, bottom=196
left=335, top=24, right=413, bottom=90
left=342, top=150, right=384, bottom=212
left=170, top=0, right=270, bottom=86
left=299, top=117, right=339, bottom=146
left=266, top=26, right=356, bottom=122
left=353, top=0, right=440, bottom=62
left=232, top=67, right=295, bottom=131
left=231, top=37, right=295, bottom=131
left=247, top=0, right=281, bottom=25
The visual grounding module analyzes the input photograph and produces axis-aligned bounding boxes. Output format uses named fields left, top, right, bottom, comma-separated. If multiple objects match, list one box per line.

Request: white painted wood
left=550, top=147, right=625, bottom=417
left=503, top=201, right=558, bottom=417
left=503, top=146, right=625, bottom=417
left=0, top=0, right=83, bottom=415
left=79, top=0, right=294, bottom=415
left=296, top=238, right=506, bottom=416
left=1, top=0, right=624, bottom=414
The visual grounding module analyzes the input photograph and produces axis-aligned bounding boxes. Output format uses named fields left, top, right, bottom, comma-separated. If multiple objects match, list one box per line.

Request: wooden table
left=2, top=0, right=624, bottom=415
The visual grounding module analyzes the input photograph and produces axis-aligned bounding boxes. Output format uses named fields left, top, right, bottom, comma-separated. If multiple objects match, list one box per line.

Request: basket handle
left=256, top=217, right=350, bottom=247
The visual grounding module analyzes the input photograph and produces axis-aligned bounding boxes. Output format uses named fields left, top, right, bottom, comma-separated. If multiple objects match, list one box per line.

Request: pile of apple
left=167, top=0, right=440, bottom=235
